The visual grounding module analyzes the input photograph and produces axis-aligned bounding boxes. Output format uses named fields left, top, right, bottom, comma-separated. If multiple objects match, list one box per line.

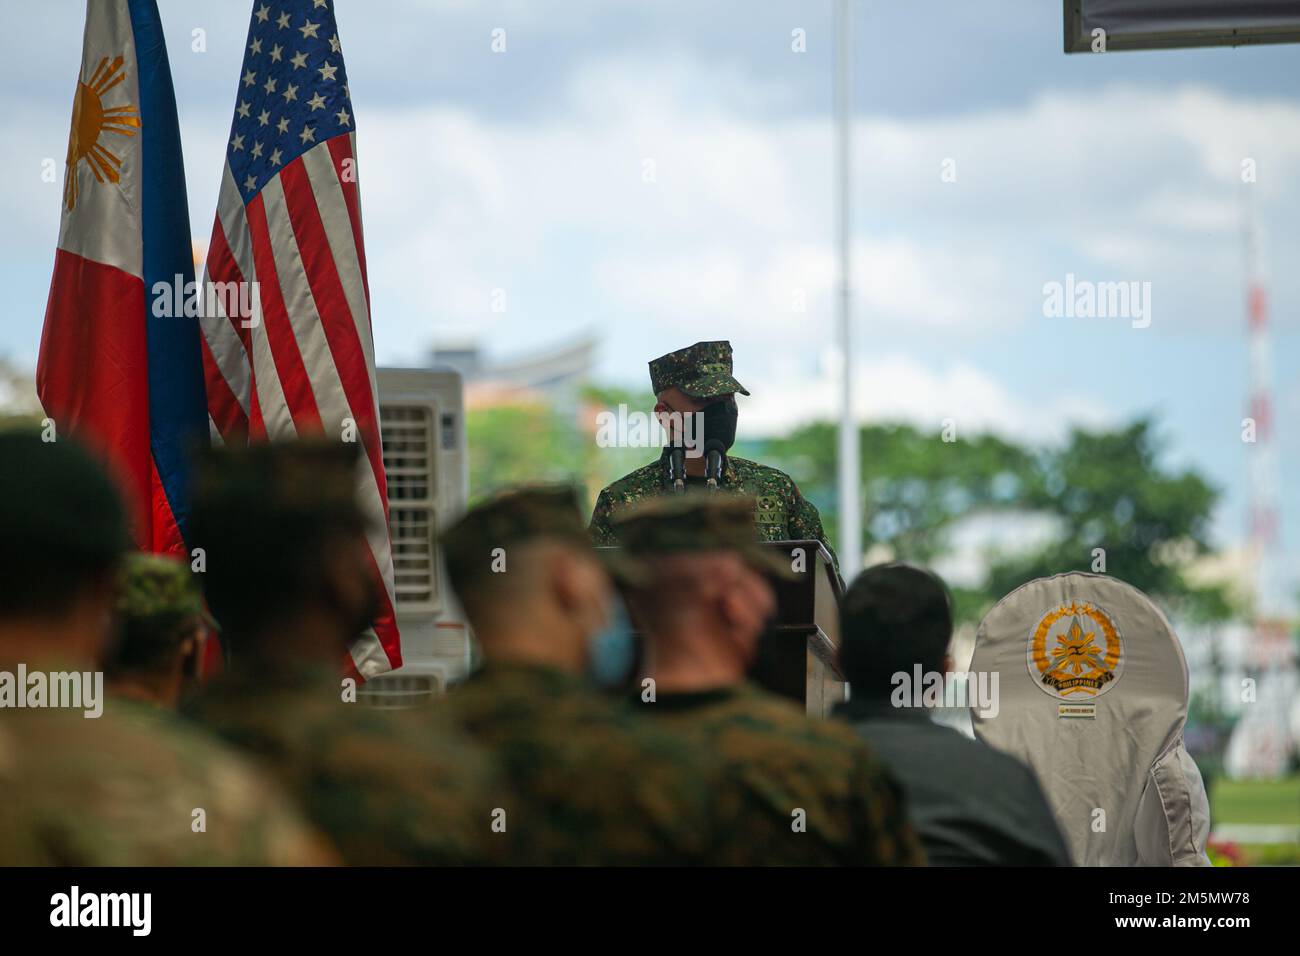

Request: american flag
left=199, top=0, right=401, bottom=679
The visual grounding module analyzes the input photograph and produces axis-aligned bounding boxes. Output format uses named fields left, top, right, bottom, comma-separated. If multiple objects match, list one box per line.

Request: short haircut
left=105, top=609, right=199, bottom=677
left=439, top=485, right=593, bottom=630
left=446, top=538, right=558, bottom=632
left=839, top=563, right=953, bottom=699
left=0, top=429, right=129, bottom=619
left=189, top=442, right=366, bottom=652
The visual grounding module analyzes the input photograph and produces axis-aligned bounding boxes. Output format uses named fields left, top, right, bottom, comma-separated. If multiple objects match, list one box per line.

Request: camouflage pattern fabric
left=188, top=664, right=501, bottom=866
left=0, top=698, right=334, bottom=865
left=611, top=492, right=797, bottom=580
left=111, top=553, right=212, bottom=672
left=589, top=451, right=839, bottom=574
left=648, top=340, right=750, bottom=399
left=630, top=682, right=925, bottom=866
left=437, top=663, right=715, bottom=865
left=116, top=552, right=208, bottom=623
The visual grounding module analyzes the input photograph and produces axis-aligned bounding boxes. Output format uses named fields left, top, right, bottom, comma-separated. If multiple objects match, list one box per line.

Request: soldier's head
left=442, top=485, right=614, bottom=672
left=104, top=553, right=211, bottom=709
left=0, top=429, right=130, bottom=666
left=839, top=563, right=954, bottom=701
left=616, top=495, right=785, bottom=682
left=649, top=341, right=747, bottom=451
left=189, top=441, right=378, bottom=666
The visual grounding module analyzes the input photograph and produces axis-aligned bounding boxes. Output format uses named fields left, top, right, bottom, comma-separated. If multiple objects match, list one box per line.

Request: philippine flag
left=38, top=0, right=208, bottom=557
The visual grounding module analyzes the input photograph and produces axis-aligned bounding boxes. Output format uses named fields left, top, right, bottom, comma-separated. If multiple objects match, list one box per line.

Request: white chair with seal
left=969, top=571, right=1211, bottom=866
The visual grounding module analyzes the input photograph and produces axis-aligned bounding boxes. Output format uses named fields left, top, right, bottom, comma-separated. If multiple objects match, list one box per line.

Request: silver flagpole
left=834, top=0, right=861, bottom=576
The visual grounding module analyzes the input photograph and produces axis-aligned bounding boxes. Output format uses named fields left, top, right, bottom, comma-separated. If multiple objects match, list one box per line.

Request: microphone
left=704, top=439, right=726, bottom=491
left=667, top=447, right=686, bottom=494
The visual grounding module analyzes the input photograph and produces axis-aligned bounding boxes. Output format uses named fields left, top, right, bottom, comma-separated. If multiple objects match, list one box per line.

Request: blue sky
left=3, top=0, right=1298, bottom=599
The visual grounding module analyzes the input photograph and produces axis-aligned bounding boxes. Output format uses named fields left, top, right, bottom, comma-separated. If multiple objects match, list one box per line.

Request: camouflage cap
left=612, top=494, right=796, bottom=581
left=442, top=485, right=641, bottom=596
left=115, top=552, right=214, bottom=633
left=649, top=340, right=750, bottom=400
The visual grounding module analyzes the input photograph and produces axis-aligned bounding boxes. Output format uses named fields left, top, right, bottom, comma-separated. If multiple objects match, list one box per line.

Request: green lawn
left=1208, top=775, right=1300, bottom=866
left=1211, top=775, right=1300, bottom=825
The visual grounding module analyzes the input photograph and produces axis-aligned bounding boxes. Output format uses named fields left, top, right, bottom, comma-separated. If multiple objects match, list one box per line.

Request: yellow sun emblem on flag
left=64, top=55, right=141, bottom=211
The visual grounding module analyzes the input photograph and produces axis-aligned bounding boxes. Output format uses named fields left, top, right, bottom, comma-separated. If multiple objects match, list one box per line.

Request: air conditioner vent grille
left=380, top=402, right=438, bottom=612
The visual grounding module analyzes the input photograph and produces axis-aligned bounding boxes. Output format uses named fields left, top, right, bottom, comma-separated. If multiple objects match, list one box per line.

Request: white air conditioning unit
left=359, top=367, right=471, bottom=705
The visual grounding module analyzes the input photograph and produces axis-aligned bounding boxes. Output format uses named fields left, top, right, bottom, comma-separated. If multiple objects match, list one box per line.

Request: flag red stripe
left=359, top=537, right=402, bottom=674
left=205, top=221, right=256, bottom=357
left=326, top=136, right=371, bottom=318
left=205, top=222, right=267, bottom=440
left=279, top=159, right=386, bottom=500
left=245, top=192, right=325, bottom=435
left=199, top=331, right=249, bottom=442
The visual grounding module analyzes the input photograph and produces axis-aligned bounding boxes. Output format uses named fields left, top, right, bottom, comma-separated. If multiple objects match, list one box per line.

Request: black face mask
left=701, top=398, right=738, bottom=452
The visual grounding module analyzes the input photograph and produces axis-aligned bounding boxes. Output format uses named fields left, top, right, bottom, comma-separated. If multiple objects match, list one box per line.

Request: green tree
left=985, top=419, right=1231, bottom=623
left=755, top=417, right=1231, bottom=624
left=466, top=402, right=589, bottom=500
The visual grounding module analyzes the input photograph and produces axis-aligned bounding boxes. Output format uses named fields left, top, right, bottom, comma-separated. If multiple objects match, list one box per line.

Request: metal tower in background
left=1225, top=189, right=1297, bottom=780
left=1242, top=191, right=1287, bottom=632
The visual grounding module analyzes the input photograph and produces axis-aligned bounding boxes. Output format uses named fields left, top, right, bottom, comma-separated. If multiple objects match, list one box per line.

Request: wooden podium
left=607, top=540, right=846, bottom=718
left=749, top=540, right=846, bottom=718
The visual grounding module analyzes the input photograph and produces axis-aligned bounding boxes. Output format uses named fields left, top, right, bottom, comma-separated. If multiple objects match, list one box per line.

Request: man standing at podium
left=588, top=341, right=838, bottom=575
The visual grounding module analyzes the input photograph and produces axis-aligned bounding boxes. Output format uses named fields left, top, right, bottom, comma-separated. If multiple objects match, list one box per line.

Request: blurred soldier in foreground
left=835, top=564, right=1070, bottom=866
left=186, top=440, right=499, bottom=865
left=0, top=429, right=331, bottom=866
left=105, top=553, right=210, bottom=710
left=588, top=340, right=837, bottom=574
left=617, top=495, right=923, bottom=865
left=438, top=485, right=715, bottom=865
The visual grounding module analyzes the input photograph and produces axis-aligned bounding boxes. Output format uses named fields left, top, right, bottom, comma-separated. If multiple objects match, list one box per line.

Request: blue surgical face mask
left=588, top=596, right=639, bottom=690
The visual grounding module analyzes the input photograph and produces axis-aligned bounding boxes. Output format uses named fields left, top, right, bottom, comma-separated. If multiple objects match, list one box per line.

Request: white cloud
left=330, top=63, right=1300, bottom=370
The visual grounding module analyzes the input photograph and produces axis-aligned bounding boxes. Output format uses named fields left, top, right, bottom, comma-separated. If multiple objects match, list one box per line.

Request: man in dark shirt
left=835, top=563, right=1072, bottom=866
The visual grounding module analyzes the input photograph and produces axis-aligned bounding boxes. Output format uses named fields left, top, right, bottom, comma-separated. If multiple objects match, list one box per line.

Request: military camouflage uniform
left=0, top=431, right=331, bottom=866
left=189, top=661, right=502, bottom=866
left=179, top=439, right=504, bottom=865
left=630, top=684, right=923, bottom=865
left=438, top=663, right=715, bottom=865
left=1, top=700, right=334, bottom=866
left=115, top=553, right=212, bottom=639
left=591, top=452, right=834, bottom=554
left=614, top=494, right=924, bottom=866
left=588, top=341, right=838, bottom=574
left=439, top=485, right=720, bottom=864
